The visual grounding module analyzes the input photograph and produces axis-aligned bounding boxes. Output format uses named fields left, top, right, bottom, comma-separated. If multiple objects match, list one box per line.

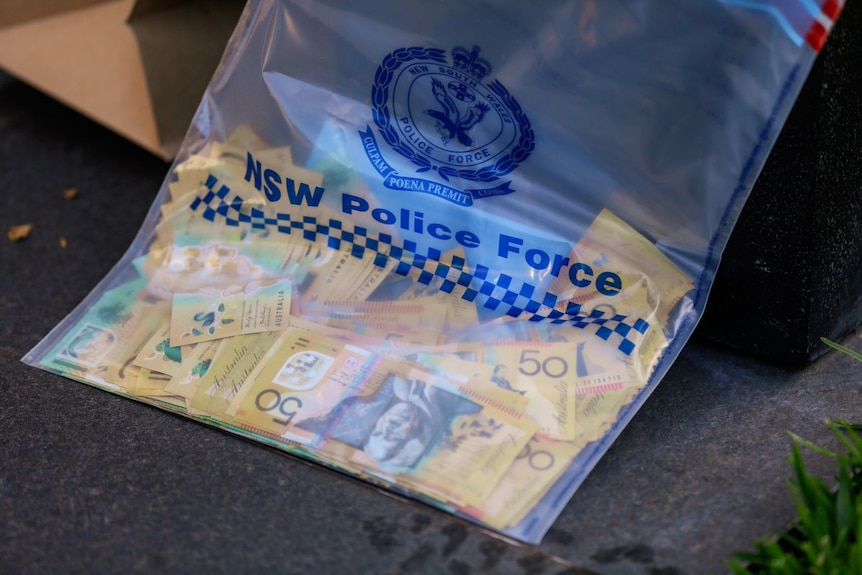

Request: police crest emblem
left=361, top=45, right=534, bottom=206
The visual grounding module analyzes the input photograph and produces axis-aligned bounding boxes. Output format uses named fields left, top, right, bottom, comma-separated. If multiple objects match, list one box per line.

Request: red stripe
left=821, top=0, right=841, bottom=21
left=805, top=20, right=829, bottom=52
left=576, top=382, right=623, bottom=395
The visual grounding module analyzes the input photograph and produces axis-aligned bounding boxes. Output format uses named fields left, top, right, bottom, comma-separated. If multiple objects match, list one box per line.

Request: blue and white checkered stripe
left=189, top=176, right=650, bottom=355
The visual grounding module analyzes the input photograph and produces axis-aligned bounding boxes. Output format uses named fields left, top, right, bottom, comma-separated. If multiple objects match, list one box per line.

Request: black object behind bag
left=698, top=0, right=862, bottom=366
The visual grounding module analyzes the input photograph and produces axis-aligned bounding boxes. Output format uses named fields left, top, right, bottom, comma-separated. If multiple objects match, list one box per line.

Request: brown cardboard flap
left=0, top=0, right=112, bottom=28
left=0, top=0, right=161, bottom=156
left=0, top=0, right=244, bottom=160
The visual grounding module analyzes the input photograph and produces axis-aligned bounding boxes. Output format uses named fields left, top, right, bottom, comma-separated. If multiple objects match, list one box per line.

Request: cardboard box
left=0, top=0, right=245, bottom=160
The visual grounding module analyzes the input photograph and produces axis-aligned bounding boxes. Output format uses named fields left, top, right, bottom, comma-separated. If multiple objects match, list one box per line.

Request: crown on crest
left=451, top=46, right=492, bottom=81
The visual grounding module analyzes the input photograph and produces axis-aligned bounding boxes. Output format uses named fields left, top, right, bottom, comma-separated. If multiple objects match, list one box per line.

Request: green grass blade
left=836, top=463, right=854, bottom=539
left=821, top=337, right=862, bottom=363
left=731, top=414, right=862, bottom=574
left=828, top=421, right=862, bottom=462
left=788, top=430, right=838, bottom=458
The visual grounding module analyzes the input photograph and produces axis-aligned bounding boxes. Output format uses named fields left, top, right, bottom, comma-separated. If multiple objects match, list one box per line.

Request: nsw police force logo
left=360, top=45, right=534, bottom=206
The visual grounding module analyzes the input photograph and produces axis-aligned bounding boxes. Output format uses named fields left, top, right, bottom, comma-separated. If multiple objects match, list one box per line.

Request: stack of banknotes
left=35, top=126, right=692, bottom=537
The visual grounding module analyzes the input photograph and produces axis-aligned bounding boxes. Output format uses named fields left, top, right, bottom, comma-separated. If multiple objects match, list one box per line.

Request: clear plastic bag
left=24, top=0, right=842, bottom=543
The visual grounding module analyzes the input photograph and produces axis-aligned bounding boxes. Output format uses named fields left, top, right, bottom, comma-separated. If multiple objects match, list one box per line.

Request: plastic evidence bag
left=24, top=0, right=843, bottom=543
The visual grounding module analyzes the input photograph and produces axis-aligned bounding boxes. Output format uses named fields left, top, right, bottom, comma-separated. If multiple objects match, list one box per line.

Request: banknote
left=297, top=299, right=449, bottom=345
left=143, top=394, right=189, bottom=414
left=484, top=342, right=578, bottom=440
left=164, top=339, right=221, bottom=399
left=631, top=319, right=669, bottom=384
left=538, top=332, right=635, bottom=395
left=442, top=292, right=480, bottom=333
left=298, top=239, right=396, bottom=304
left=245, top=148, right=324, bottom=218
left=41, top=276, right=170, bottom=393
left=287, top=316, right=396, bottom=354
left=415, top=352, right=529, bottom=415
left=395, top=368, right=539, bottom=508
left=155, top=145, right=264, bottom=250
left=143, top=240, right=297, bottom=299
left=574, top=386, right=640, bottom=444
left=491, top=315, right=662, bottom=395
left=300, top=247, right=370, bottom=302
left=464, top=386, right=639, bottom=530
left=153, top=195, right=292, bottom=251
left=366, top=247, right=479, bottom=333
left=346, top=255, right=398, bottom=303
left=168, top=142, right=263, bottom=205
left=187, top=331, right=280, bottom=419
left=161, top=141, right=325, bottom=257
left=131, top=367, right=175, bottom=398
left=384, top=290, right=479, bottom=335
left=170, top=277, right=291, bottom=346
left=227, top=328, right=378, bottom=445
left=299, top=358, right=538, bottom=508
left=399, top=342, right=486, bottom=362
left=166, top=136, right=320, bottom=217
left=282, top=243, right=318, bottom=283
left=463, top=434, right=587, bottom=530
left=133, top=320, right=187, bottom=376
left=551, top=208, right=693, bottom=327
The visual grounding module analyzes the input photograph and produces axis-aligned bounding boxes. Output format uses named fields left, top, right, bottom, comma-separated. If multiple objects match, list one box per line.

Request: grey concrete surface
left=2, top=71, right=861, bottom=575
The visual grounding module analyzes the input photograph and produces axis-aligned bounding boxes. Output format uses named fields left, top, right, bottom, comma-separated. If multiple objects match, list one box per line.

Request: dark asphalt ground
left=2, top=71, right=861, bottom=575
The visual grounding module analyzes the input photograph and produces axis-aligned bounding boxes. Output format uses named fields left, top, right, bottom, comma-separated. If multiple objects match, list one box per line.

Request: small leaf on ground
left=7, top=224, right=32, bottom=241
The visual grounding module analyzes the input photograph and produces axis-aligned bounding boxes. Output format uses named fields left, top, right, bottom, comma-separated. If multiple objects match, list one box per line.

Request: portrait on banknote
left=298, top=374, right=481, bottom=472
